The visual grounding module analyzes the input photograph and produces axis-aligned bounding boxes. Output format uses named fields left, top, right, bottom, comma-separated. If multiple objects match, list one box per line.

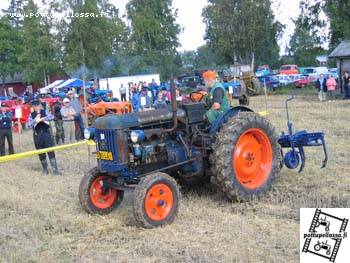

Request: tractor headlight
left=130, top=130, right=145, bottom=143
left=84, top=128, right=95, bottom=140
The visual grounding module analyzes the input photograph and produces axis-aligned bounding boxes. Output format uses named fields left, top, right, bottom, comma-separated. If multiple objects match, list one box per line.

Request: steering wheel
left=190, top=91, right=207, bottom=102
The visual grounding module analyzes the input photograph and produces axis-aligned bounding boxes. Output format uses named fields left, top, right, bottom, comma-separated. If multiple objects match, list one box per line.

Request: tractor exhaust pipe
left=163, top=78, right=178, bottom=133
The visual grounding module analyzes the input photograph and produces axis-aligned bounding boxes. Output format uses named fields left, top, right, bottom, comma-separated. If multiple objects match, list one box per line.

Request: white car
left=276, top=74, right=293, bottom=86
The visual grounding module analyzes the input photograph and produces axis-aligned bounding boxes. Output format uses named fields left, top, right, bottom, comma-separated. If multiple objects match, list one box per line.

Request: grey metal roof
left=329, top=40, right=350, bottom=58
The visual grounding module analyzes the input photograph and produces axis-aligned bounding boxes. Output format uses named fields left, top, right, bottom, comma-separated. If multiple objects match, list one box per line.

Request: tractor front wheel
left=79, top=167, right=124, bottom=214
left=211, top=112, right=281, bottom=201
left=132, top=172, right=180, bottom=228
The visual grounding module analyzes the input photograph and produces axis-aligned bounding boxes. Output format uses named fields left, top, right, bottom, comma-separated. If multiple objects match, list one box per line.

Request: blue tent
left=56, top=78, right=92, bottom=89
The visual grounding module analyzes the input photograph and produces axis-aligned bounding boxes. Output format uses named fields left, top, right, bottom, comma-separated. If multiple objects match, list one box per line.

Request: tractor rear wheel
left=79, top=167, right=124, bottom=214
left=211, top=112, right=281, bottom=201
left=132, top=172, right=180, bottom=228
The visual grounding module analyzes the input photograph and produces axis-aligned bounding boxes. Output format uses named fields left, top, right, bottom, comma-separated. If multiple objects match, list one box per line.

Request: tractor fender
left=209, top=106, right=253, bottom=135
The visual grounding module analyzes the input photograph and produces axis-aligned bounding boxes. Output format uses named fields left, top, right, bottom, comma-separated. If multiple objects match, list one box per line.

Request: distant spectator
left=60, top=98, right=76, bottom=144
left=53, top=101, right=64, bottom=144
left=67, top=91, right=84, bottom=140
left=163, top=89, right=170, bottom=103
left=0, top=102, right=14, bottom=156
left=176, top=88, right=183, bottom=102
left=149, top=79, right=159, bottom=99
left=315, top=78, right=321, bottom=100
left=131, top=86, right=140, bottom=112
left=154, top=92, right=167, bottom=109
left=318, top=74, right=327, bottom=102
left=326, top=75, right=337, bottom=102
left=139, top=88, right=152, bottom=111
left=343, top=71, right=350, bottom=100
left=119, top=83, right=127, bottom=102
left=38, top=94, right=48, bottom=112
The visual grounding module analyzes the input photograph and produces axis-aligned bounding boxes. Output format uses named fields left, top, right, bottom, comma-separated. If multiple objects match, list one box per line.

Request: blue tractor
left=80, top=82, right=282, bottom=228
left=79, top=84, right=327, bottom=228
left=223, top=79, right=250, bottom=105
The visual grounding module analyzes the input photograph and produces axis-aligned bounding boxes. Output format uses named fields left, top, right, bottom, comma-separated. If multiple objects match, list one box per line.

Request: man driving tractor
left=202, top=70, right=230, bottom=124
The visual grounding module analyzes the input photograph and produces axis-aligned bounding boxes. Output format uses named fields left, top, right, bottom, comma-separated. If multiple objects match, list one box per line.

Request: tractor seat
left=94, top=108, right=186, bottom=129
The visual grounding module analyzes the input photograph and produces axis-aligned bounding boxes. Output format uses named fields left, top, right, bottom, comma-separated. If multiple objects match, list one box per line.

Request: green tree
left=62, top=0, right=126, bottom=79
left=324, top=0, right=350, bottom=48
left=297, top=0, right=350, bottom=49
left=1, top=0, right=28, bottom=28
left=0, top=16, right=22, bottom=90
left=126, top=0, right=181, bottom=79
left=288, top=1, right=326, bottom=66
left=21, top=0, right=59, bottom=85
left=202, top=0, right=282, bottom=69
left=195, top=44, right=226, bottom=68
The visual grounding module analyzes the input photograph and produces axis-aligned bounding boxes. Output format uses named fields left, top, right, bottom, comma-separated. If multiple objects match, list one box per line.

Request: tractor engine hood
left=94, top=108, right=186, bottom=129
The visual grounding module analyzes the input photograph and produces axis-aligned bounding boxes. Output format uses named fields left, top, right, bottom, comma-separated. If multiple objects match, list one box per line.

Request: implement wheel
left=79, top=167, right=124, bottom=214
left=211, top=112, right=281, bottom=201
left=133, top=172, right=180, bottom=228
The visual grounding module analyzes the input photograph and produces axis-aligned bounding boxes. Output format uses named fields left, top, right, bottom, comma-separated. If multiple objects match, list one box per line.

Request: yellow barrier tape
left=258, top=111, right=269, bottom=116
left=0, top=141, right=89, bottom=163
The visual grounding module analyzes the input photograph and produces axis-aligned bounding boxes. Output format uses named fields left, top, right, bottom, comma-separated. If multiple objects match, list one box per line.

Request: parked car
left=255, top=65, right=271, bottom=77
left=294, top=76, right=316, bottom=88
left=276, top=74, right=293, bottom=86
left=289, top=74, right=302, bottom=82
left=259, top=75, right=280, bottom=91
left=279, top=65, right=299, bottom=75
left=300, top=67, right=315, bottom=76
left=300, top=67, right=328, bottom=78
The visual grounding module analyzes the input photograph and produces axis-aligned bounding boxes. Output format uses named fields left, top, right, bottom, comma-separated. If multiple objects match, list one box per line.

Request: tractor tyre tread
left=211, top=112, right=281, bottom=201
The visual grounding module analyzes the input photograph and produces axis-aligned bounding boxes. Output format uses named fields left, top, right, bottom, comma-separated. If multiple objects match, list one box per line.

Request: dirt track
left=1, top=94, right=349, bottom=262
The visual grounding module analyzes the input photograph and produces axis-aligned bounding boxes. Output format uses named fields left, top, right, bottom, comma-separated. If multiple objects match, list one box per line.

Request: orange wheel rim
left=144, top=183, right=174, bottom=221
left=232, top=128, right=273, bottom=189
left=89, top=176, right=117, bottom=209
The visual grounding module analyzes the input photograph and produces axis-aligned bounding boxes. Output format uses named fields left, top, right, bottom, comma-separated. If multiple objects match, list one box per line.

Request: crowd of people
left=0, top=89, right=86, bottom=175
left=316, top=71, right=350, bottom=102
left=121, top=79, right=184, bottom=112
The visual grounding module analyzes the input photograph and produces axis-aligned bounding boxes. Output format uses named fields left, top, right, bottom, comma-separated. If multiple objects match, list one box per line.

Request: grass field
left=1, top=93, right=350, bottom=263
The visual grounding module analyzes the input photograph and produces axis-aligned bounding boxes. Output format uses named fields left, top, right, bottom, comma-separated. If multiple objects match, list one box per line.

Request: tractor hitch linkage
left=278, top=95, right=328, bottom=173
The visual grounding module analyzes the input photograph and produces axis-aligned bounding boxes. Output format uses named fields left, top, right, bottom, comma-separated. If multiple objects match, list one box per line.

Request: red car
left=294, top=76, right=316, bottom=88
left=279, top=65, right=298, bottom=75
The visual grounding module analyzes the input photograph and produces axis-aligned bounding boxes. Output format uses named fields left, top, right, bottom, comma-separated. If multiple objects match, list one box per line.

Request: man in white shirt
left=119, top=84, right=127, bottom=102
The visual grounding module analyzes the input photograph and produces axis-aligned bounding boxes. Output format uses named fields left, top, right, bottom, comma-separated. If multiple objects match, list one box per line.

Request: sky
left=0, top=0, right=301, bottom=54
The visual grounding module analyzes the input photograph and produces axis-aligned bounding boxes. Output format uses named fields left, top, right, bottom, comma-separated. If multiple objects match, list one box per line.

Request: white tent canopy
left=40, top=80, right=65, bottom=93
left=55, top=78, right=79, bottom=89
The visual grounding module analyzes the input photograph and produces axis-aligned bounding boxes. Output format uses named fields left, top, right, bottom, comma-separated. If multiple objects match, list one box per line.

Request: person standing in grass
left=318, top=74, right=327, bottom=102
left=53, top=100, right=64, bottom=144
left=67, top=90, right=85, bottom=141
left=326, top=75, right=337, bottom=102
left=60, top=98, right=76, bottom=144
left=0, top=102, right=14, bottom=156
left=28, top=100, right=60, bottom=175
left=343, top=71, right=350, bottom=100
left=119, top=83, right=127, bottom=102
